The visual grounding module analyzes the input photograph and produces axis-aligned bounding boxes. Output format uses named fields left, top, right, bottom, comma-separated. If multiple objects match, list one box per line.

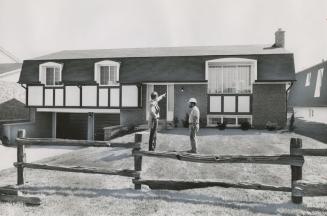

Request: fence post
left=290, top=138, right=303, bottom=204
left=133, top=133, right=143, bottom=190
left=17, top=129, right=26, bottom=185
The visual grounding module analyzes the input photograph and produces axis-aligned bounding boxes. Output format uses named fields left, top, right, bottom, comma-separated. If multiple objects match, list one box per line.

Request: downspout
left=286, top=81, right=295, bottom=118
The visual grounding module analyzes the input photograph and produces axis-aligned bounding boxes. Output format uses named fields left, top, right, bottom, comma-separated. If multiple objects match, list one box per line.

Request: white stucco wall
left=294, top=106, right=327, bottom=124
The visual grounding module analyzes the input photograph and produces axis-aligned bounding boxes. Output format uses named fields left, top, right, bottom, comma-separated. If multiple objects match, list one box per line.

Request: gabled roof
left=289, top=60, right=327, bottom=107
left=0, top=63, right=22, bottom=75
left=32, top=44, right=291, bottom=60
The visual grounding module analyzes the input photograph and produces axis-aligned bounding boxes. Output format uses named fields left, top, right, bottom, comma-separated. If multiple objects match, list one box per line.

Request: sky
left=0, top=0, right=326, bottom=71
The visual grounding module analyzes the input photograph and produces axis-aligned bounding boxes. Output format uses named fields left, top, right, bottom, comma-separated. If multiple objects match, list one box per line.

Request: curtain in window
left=109, top=66, right=117, bottom=84
left=100, top=66, right=109, bottom=85
left=208, top=64, right=251, bottom=94
left=46, top=67, right=55, bottom=85
left=237, top=66, right=251, bottom=93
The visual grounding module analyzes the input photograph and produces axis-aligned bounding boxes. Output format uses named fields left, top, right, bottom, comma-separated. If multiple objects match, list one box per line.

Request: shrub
left=289, top=113, right=295, bottom=131
left=182, top=113, right=189, bottom=128
left=217, top=122, right=226, bottom=130
left=199, top=117, right=207, bottom=128
left=240, top=121, right=251, bottom=130
left=173, top=117, right=179, bottom=128
left=0, top=136, right=9, bottom=145
left=266, top=121, right=278, bottom=131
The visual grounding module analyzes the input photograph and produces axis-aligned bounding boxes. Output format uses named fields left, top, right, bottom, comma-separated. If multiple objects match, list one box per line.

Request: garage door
left=56, top=113, right=88, bottom=140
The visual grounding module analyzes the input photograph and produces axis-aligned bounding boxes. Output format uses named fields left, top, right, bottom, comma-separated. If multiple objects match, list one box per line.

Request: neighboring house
left=0, top=49, right=27, bottom=120
left=18, top=29, right=295, bottom=140
left=289, top=60, right=327, bottom=124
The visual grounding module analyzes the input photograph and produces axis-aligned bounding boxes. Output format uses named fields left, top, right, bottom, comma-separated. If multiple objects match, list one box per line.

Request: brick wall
left=252, top=84, right=287, bottom=129
left=174, top=84, right=207, bottom=127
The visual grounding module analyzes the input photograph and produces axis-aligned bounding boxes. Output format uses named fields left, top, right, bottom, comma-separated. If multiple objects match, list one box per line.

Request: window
left=39, top=62, right=62, bottom=86
left=206, top=58, right=256, bottom=94
left=305, top=72, right=311, bottom=87
left=100, top=65, right=118, bottom=85
left=95, top=60, right=120, bottom=86
left=314, top=68, right=324, bottom=98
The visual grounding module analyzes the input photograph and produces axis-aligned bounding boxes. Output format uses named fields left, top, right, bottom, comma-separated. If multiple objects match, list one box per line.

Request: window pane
left=237, top=66, right=251, bottom=93
left=223, top=117, right=236, bottom=125
left=100, top=66, right=109, bottom=85
left=54, top=67, right=60, bottom=85
left=46, top=67, right=54, bottom=85
left=223, top=66, right=238, bottom=93
left=208, top=66, right=222, bottom=94
left=109, top=66, right=117, bottom=83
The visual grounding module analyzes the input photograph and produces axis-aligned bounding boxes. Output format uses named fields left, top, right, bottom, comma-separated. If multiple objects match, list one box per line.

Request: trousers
left=149, top=118, right=158, bottom=151
left=189, top=124, right=199, bottom=152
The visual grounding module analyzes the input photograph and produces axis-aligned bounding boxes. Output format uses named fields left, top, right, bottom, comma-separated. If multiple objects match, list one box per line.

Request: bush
left=182, top=113, right=189, bottom=128
left=217, top=122, right=226, bottom=130
left=289, top=113, right=295, bottom=131
left=199, top=117, right=207, bottom=128
left=266, top=121, right=278, bottom=131
left=240, top=121, right=251, bottom=130
left=0, top=136, right=9, bottom=145
left=173, top=117, right=179, bottom=128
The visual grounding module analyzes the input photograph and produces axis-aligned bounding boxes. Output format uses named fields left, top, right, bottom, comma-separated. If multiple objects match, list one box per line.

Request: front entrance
left=153, top=85, right=167, bottom=120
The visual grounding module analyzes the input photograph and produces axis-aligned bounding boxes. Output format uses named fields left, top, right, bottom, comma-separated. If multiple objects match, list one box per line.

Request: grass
left=0, top=128, right=327, bottom=215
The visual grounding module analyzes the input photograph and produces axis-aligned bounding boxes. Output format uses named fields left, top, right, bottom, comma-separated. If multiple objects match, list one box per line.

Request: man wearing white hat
left=188, top=98, right=200, bottom=153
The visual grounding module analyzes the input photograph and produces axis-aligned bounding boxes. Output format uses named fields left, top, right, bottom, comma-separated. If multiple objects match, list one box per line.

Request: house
left=289, top=60, right=326, bottom=124
left=17, top=29, right=295, bottom=140
left=0, top=48, right=26, bottom=120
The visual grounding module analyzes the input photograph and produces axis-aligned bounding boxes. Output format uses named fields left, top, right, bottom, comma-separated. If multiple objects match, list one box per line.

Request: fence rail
left=133, top=150, right=304, bottom=166
left=16, top=138, right=136, bottom=148
left=133, top=179, right=292, bottom=192
left=14, top=129, right=139, bottom=187
left=8, top=129, right=327, bottom=206
left=14, top=162, right=138, bottom=178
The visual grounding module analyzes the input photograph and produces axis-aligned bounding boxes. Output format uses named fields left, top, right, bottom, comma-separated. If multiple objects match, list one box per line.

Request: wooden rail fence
left=2, top=129, right=326, bottom=206
left=132, top=134, right=327, bottom=205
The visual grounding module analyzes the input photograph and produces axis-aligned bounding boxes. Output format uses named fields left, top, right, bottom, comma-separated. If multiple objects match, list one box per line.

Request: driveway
left=0, top=145, right=80, bottom=171
left=294, top=118, right=327, bottom=144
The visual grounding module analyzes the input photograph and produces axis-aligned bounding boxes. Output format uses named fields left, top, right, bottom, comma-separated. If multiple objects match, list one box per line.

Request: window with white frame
left=39, top=62, right=62, bottom=86
left=95, top=60, right=120, bottom=86
left=206, top=58, right=256, bottom=94
left=305, top=72, right=311, bottom=87
left=314, top=68, right=324, bottom=98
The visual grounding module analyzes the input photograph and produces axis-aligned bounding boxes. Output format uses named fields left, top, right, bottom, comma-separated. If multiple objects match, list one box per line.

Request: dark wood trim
left=79, top=85, right=82, bottom=107
left=119, top=85, right=122, bottom=108
left=53, top=88, right=56, bottom=106
left=138, top=84, right=142, bottom=108
left=207, top=94, right=252, bottom=115
left=52, top=88, right=55, bottom=106
left=96, top=85, right=99, bottom=107
left=26, top=85, right=29, bottom=107
left=63, top=86, right=66, bottom=106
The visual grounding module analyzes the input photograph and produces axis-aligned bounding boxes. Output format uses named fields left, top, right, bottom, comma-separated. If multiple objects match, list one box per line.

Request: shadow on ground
left=22, top=185, right=326, bottom=216
left=294, top=118, right=327, bottom=144
left=161, top=128, right=266, bottom=136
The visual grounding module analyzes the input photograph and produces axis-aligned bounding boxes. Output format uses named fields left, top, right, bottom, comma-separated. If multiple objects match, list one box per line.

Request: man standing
left=148, top=91, right=166, bottom=151
left=188, top=98, right=200, bottom=153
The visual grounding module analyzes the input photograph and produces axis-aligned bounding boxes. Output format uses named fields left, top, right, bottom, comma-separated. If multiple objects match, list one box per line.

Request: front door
left=153, top=85, right=167, bottom=120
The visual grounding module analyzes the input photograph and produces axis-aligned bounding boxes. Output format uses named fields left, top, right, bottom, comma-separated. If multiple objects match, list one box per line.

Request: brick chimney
left=275, top=28, right=285, bottom=48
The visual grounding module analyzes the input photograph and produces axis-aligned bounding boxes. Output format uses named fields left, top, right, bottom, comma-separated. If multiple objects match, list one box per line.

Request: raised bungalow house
left=289, top=60, right=326, bottom=124
left=18, top=29, right=295, bottom=140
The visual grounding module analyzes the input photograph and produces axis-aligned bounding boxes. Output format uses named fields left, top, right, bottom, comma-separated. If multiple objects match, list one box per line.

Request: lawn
left=0, top=128, right=327, bottom=216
